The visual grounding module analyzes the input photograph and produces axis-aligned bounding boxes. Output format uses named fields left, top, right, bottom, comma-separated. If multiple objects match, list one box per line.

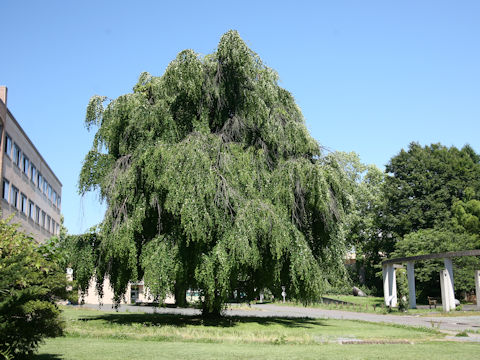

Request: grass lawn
left=294, top=296, right=480, bottom=316
left=276, top=296, right=443, bottom=315
left=34, top=307, right=479, bottom=359
left=324, top=294, right=385, bottom=305
left=36, top=338, right=480, bottom=360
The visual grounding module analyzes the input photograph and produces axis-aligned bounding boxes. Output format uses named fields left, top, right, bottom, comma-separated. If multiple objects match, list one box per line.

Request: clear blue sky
left=1, top=1, right=479, bottom=234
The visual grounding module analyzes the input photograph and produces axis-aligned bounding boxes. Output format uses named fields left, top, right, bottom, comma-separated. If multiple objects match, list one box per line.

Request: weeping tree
left=77, top=30, right=349, bottom=316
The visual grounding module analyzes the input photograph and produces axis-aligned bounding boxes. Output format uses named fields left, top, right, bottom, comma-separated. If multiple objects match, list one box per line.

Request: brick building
left=0, top=86, right=62, bottom=243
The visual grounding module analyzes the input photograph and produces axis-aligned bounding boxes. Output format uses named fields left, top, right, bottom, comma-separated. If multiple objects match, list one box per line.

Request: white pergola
left=382, top=250, right=480, bottom=311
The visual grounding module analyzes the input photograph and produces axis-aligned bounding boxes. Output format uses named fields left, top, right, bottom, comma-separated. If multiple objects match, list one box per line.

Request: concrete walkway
left=75, top=303, right=480, bottom=342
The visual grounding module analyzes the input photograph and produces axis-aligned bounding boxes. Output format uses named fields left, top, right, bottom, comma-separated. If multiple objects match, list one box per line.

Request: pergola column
left=383, top=250, right=480, bottom=312
left=406, top=261, right=416, bottom=309
left=475, top=270, right=480, bottom=309
left=382, top=264, right=389, bottom=306
left=382, top=263, right=397, bottom=307
left=389, top=265, right=398, bottom=307
left=443, top=258, right=456, bottom=311
left=440, top=270, right=452, bottom=312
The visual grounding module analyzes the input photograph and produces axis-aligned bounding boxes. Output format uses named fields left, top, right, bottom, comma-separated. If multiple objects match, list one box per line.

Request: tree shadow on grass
left=31, top=354, right=63, bottom=360
left=78, top=312, right=329, bottom=329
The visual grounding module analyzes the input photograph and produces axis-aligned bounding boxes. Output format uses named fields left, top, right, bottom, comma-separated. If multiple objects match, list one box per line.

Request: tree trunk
left=201, top=292, right=223, bottom=318
left=174, top=283, right=187, bottom=308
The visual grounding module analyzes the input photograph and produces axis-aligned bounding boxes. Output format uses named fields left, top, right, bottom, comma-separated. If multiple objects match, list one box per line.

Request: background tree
left=381, top=143, right=480, bottom=298
left=77, top=31, right=349, bottom=316
left=383, top=142, right=480, bottom=248
left=0, top=218, right=65, bottom=358
left=451, top=198, right=480, bottom=236
left=332, top=152, right=385, bottom=293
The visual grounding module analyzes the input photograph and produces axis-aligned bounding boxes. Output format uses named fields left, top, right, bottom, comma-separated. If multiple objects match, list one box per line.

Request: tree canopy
left=339, top=143, right=480, bottom=296
left=452, top=199, right=480, bottom=236
left=77, top=30, right=349, bottom=315
left=332, top=152, right=385, bottom=250
left=332, top=152, right=386, bottom=291
left=383, top=142, right=480, bottom=247
left=381, top=143, right=480, bottom=297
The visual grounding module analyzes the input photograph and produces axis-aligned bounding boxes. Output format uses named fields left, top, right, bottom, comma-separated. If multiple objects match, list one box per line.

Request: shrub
left=396, top=268, right=409, bottom=311
left=0, top=217, right=66, bottom=358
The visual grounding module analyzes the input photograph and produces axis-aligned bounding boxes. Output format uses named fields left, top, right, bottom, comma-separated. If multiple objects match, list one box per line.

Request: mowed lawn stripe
left=36, top=337, right=480, bottom=360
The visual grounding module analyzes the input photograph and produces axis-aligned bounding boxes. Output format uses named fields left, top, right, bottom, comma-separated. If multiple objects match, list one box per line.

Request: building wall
left=0, top=87, right=62, bottom=243
left=81, top=277, right=175, bottom=305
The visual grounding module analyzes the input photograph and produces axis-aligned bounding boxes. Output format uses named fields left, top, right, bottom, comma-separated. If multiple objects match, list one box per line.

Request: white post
left=382, top=263, right=390, bottom=306
left=406, top=261, right=416, bottom=309
left=440, top=269, right=451, bottom=312
left=475, top=270, right=480, bottom=309
left=388, top=264, right=397, bottom=307
left=444, top=258, right=456, bottom=310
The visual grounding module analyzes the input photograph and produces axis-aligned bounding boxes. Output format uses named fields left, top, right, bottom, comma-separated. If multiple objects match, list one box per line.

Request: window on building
left=43, top=180, right=48, bottom=195
left=28, top=200, right=35, bottom=219
left=41, top=211, right=46, bottom=228
left=46, top=215, right=51, bottom=232
left=21, top=193, right=27, bottom=214
left=13, top=144, right=21, bottom=166
left=4, top=134, right=12, bottom=158
left=37, top=173, right=43, bottom=190
left=2, top=179, right=9, bottom=201
left=35, top=206, right=40, bottom=224
left=47, top=184, right=52, bottom=200
left=10, top=186, right=19, bottom=208
left=52, top=191, right=57, bottom=206
left=57, top=196, right=61, bottom=209
left=22, top=155, right=29, bottom=175
left=51, top=220, right=56, bottom=234
left=30, top=164, right=36, bottom=184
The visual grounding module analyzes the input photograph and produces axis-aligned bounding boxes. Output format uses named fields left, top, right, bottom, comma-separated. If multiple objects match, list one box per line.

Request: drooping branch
left=78, top=30, right=348, bottom=314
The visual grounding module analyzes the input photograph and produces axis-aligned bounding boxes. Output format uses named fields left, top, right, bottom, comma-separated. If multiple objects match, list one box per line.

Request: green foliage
left=0, top=348, right=13, bottom=360
left=392, top=229, right=480, bottom=297
left=379, top=143, right=480, bottom=297
left=61, top=229, right=102, bottom=300
left=77, top=31, right=348, bottom=315
left=331, top=152, right=386, bottom=292
left=42, top=216, right=70, bottom=270
left=383, top=143, right=480, bottom=246
left=452, top=199, right=480, bottom=235
left=395, top=269, right=408, bottom=311
left=141, top=236, right=179, bottom=302
left=0, top=217, right=65, bottom=358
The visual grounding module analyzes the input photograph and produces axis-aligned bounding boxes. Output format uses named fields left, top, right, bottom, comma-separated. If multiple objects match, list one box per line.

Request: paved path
left=76, top=303, right=480, bottom=339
